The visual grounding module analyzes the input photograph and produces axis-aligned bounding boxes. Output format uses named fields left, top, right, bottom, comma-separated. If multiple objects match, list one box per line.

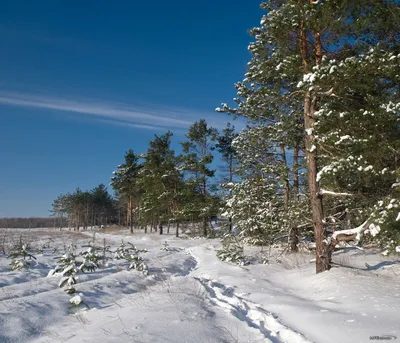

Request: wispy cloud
left=0, top=90, right=234, bottom=131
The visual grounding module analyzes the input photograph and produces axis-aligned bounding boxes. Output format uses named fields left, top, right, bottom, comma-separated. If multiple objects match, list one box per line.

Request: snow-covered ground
left=0, top=227, right=399, bottom=343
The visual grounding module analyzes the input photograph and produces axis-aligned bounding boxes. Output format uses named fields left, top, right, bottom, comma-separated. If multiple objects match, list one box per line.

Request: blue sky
left=0, top=0, right=262, bottom=217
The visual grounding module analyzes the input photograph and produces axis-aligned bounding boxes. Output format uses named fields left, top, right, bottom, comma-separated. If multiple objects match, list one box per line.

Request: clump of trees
left=217, top=0, right=400, bottom=272
left=51, top=121, right=227, bottom=237
left=51, top=184, right=117, bottom=231
left=109, top=123, right=223, bottom=237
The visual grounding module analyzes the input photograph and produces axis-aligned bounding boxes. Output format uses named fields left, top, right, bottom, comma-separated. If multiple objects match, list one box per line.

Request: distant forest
left=0, top=217, right=68, bottom=229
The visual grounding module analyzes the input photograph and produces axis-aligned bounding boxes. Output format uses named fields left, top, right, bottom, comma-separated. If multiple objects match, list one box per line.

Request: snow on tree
left=8, top=241, right=37, bottom=271
left=218, top=0, right=400, bottom=272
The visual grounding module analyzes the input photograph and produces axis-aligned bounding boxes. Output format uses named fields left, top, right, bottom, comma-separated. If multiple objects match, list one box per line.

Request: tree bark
left=280, top=145, right=290, bottom=212
left=293, top=145, right=300, bottom=201
left=300, top=17, right=330, bottom=273
left=176, top=221, right=179, bottom=238
left=289, top=227, right=299, bottom=253
left=129, top=194, right=133, bottom=234
left=159, top=222, right=163, bottom=235
left=304, top=92, right=329, bottom=272
left=203, top=217, right=208, bottom=237
left=289, top=144, right=301, bottom=253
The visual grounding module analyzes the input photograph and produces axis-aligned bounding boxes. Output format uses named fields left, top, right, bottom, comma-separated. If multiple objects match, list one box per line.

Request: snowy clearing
left=0, top=227, right=399, bottom=343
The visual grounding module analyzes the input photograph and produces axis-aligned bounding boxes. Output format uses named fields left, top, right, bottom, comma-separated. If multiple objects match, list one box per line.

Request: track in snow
left=195, top=277, right=312, bottom=343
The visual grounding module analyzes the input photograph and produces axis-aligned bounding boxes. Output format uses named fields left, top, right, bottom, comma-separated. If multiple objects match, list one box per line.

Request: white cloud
left=0, top=90, right=235, bottom=131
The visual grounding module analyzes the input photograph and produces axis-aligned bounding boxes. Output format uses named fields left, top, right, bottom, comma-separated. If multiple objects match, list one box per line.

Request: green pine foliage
left=217, top=0, right=400, bottom=269
left=180, top=119, right=219, bottom=236
left=138, top=131, right=183, bottom=231
left=111, top=149, right=142, bottom=232
left=79, top=242, right=102, bottom=272
left=216, top=234, right=248, bottom=266
left=8, top=241, right=37, bottom=271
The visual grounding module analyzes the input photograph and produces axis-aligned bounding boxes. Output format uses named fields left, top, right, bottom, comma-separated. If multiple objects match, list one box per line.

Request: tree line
left=51, top=120, right=235, bottom=236
left=0, top=217, right=68, bottom=229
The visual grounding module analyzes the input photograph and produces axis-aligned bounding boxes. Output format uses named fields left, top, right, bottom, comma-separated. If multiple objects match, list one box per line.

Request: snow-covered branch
left=331, top=219, right=371, bottom=244
left=316, top=87, right=336, bottom=97
left=319, top=189, right=354, bottom=197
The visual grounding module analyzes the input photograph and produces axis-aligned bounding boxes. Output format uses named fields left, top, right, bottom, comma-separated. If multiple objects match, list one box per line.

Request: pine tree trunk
left=300, top=18, right=330, bottom=273
left=167, top=221, right=170, bottom=234
left=289, top=145, right=301, bottom=253
left=159, top=222, right=163, bottom=235
left=293, top=145, right=300, bottom=201
left=129, top=194, right=133, bottom=234
left=289, top=227, right=299, bottom=253
left=281, top=145, right=290, bottom=211
left=203, top=217, right=208, bottom=237
left=176, top=222, right=179, bottom=238
left=229, top=159, right=233, bottom=232
left=304, top=91, right=329, bottom=272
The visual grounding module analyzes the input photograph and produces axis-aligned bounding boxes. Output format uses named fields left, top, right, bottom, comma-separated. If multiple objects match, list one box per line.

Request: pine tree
left=111, top=149, right=142, bottom=233
left=138, top=131, right=182, bottom=234
left=181, top=120, right=219, bottom=236
left=91, top=184, right=116, bottom=228
left=216, top=123, right=238, bottom=231
left=218, top=0, right=400, bottom=272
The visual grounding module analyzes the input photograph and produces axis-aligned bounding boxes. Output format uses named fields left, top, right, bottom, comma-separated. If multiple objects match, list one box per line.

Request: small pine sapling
left=216, top=234, right=248, bottom=266
left=113, top=240, right=149, bottom=274
left=8, top=241, right=37, bottom=271
left=160, top=241, right=170, bottom=251
left=79, top=241, right=102, bottom=272
left=36, top=238, right=54, bottom=255
left=126, top=254, right=149, bottom=275
left=114, top=240, right=129, bottom=260
left=51, top=245, right=80, bottom=293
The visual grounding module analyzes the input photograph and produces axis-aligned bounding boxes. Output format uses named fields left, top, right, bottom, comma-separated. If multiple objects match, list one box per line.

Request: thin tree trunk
left=229, top=157, right=233, bottom=231
left=293, top=145, right=300, bottom=201
left=290, top=144, right=301, bottom=252
left=280, top=145, right=290, bottom=212
left=129, top=194, right=133, bottom=234
left=159, top=222, right=163, bottom=235
left=176, top=222, right=179, bottom=238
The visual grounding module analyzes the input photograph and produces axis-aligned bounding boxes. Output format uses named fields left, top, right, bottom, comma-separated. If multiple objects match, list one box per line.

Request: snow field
left=0, top=227, right=399, bottom=343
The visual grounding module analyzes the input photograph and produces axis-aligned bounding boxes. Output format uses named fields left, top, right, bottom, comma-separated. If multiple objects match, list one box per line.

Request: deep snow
left=0, top=227, right=399, bottom=343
